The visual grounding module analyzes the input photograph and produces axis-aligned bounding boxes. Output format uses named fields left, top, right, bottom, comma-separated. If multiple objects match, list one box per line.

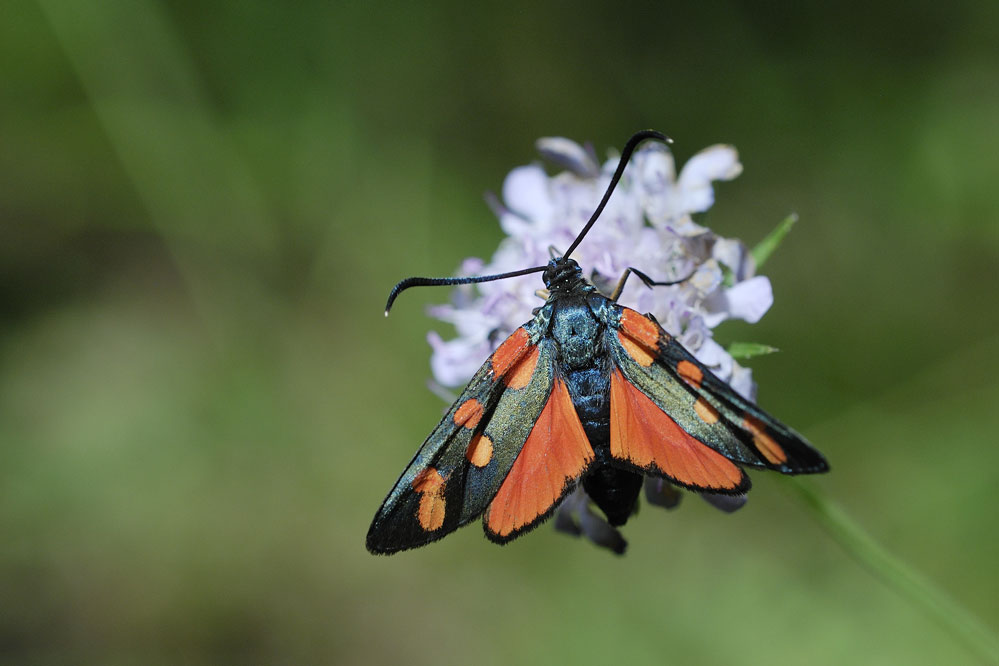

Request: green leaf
left=727, top=342, right=779, bottom=359
left=719, top=262, right=735, bottom=288
left=751, top=213, right=798, bottom=269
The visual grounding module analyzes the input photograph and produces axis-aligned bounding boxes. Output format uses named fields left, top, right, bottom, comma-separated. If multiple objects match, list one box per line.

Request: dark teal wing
left=366, top=326, right=555, bottom=554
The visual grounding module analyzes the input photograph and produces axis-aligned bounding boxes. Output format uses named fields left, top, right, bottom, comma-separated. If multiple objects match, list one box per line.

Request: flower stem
left=785, top=478, right=998, bottom=664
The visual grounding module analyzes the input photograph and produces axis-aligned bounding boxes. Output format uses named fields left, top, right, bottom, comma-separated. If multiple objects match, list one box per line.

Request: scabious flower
left=426, top=136, right=775, bottom=551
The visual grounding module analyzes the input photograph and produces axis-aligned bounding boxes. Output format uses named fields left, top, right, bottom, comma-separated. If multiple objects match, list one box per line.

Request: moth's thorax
left=542, top=257, right=594, bottom=296
left=550, top=296, right=603, bottom=369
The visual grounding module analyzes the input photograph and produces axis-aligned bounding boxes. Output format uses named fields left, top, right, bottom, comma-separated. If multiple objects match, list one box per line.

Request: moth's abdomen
left=582, top=463, right=643, bottom=526
left=564, top=364, right=610, bottom=441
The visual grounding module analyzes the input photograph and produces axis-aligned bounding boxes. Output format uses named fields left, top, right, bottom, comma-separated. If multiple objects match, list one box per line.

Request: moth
left=367, top=130, right=828, bottom=555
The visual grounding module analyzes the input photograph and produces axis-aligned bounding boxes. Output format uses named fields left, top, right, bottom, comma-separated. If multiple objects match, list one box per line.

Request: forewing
left=607, top=306, right=828, bottom=488
left=656, top=325, right=829, bottom=474
left=366, top=326, right=553, bottom=554
left=483, top=362, right=596, bottom=543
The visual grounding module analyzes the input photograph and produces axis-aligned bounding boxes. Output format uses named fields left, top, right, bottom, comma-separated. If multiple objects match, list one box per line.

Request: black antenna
left=385, top=129, right=671, bottom=315
left=384, top=266, right=546, bottom=316
left=562, top=129, right=670, bottom=259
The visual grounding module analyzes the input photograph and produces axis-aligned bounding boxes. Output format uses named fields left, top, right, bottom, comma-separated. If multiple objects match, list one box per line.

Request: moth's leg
left=610, top=267, right=690, bottom=302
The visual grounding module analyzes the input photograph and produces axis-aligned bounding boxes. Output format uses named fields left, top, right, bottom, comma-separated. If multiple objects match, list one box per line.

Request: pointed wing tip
left=365, top=535, right=394, bottom=555
left=365, top=525, right=395, bottom=555
left=366, top=530, right=426, bottom=555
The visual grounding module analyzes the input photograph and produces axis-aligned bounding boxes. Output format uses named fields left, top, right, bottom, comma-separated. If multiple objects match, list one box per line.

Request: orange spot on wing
left=466, top=433, right=493, bottom=468
left=418, top=493, right=446, bottom=531
left=694, top=397, right=720, bottom=424
left=490, top=328, right=539, bottom=389
left=618, top=309, right=662, bottom=367
left=502, top=345, right=539, bottom=389
left=486, top=379, right=594, bottom=537
left=411, top=467, right=444, bottom=493
left=491, top=328, right=530, bottom=377
left=618, top=330, right=655, bottom=367
left=677, top=360, right=703, bottom=388
left=609, top=370, right=744, bottom=490
left=454, top=398, right=484, bottom=429
left=743, top=414, right=788, bottom=465
left=621, top=309, right=664, bottom=346
left=411, top=468, right=446, bottom=531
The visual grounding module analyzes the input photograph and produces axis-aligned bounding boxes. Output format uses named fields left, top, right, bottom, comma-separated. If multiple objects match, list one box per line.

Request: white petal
left=676, top=145, right=743, bottom=214
left=724, top=276, right=773, bottom=324
left=711, top=237, right=752, bottom=279
left=678, top=144, right=743, bottom=187
left=428, top=331, right=490, bottom=387
left=498, top=211, right=533, bottom=237
left=701, top=310, right=728, bottom=328
left=700, top=275, right=773, bottom=327
left=664, top=214, right=711, bottom=237
left=536, top=137, right=600, bottom=177
left=502, top=165, right=553, bottom=224
left=636, top=147, right=676, bottom=193
left=694, top=338, right=733, bottom=381
left=728, top=363, right=757, bottom=402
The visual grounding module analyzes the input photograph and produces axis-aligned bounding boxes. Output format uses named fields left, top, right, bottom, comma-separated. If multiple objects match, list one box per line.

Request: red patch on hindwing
left=485, top=379, right=594, bottom=538
left=609, top=370, right=745, bottom=491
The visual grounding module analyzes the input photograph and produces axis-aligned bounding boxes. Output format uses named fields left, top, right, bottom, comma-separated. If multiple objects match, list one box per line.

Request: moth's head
left=543, top=256, right=584, bottom=293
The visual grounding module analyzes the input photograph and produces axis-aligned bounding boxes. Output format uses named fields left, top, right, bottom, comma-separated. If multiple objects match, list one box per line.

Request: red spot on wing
left=454, top=398, right=484, bottom=429
left=618, top=309, right=663, bottom=367
left=486, top=379, right=594, bottom=538
left=620, top=309, right=663, bottom=345
left=676, top=360, right=703, bottom=388
left=411, top=468, right=446, bottom=531
left=466, top=433, right=493, bottom=468
left=743, top=414, right=788, bottom=465
left=491, top=328, right=530, bottom=377
left=618, top=329, right=655, bottom=367
left=694, top=397, right=720, bottom=424
left=609, top=370, right=745, bottom=491
left=490, top=328, right=539, bottom=389
left=502, top=345, right=539, bottom=389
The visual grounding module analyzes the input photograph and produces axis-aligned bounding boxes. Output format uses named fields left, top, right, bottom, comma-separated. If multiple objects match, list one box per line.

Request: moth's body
left=540, top=279, right=644, bottom=527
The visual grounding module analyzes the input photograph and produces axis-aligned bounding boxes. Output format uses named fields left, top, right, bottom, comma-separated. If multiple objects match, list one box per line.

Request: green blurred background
left=2, top=1, right=997, bottom=663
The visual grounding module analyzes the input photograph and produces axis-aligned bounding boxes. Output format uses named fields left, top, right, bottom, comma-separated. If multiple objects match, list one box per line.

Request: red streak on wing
left=609, top=370, right=745, bottom=491
left=486, top=379, right=594, bottom=537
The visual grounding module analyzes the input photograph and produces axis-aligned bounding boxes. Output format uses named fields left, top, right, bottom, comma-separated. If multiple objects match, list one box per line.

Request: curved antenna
left=385, top=265, right=546, bottom=315
left=562, top=129, right=672, bottom=260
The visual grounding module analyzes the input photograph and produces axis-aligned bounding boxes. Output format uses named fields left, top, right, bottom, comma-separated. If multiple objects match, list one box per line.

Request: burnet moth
left=367, top=130, right=829, bottom=555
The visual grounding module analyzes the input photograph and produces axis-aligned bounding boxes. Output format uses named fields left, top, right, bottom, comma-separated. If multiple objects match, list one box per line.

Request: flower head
left=428, top=136, right=768, bottom=399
